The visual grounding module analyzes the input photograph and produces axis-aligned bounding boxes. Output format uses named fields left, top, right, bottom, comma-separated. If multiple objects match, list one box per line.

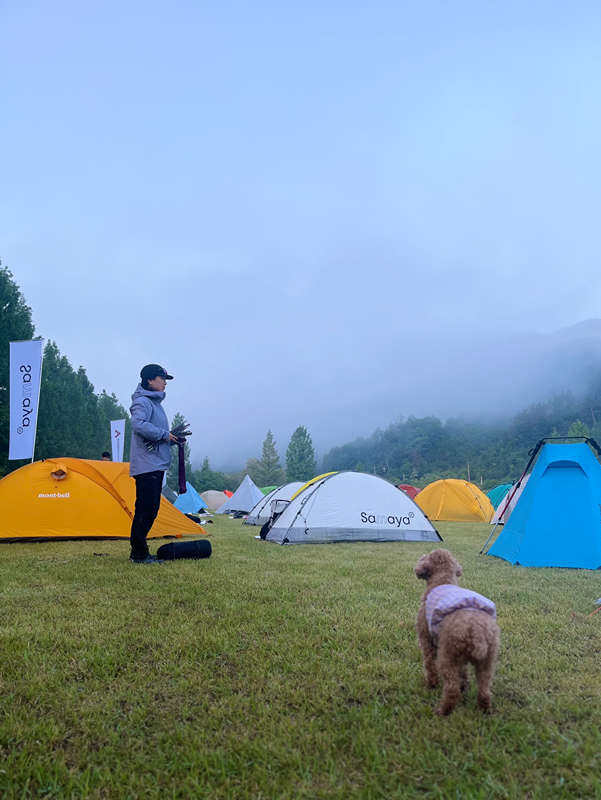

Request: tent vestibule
left=245, top=482, right=305, bottom=526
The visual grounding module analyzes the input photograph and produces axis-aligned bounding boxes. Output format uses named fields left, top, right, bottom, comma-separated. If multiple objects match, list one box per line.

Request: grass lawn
left=1, top=518, right=601, bottom=799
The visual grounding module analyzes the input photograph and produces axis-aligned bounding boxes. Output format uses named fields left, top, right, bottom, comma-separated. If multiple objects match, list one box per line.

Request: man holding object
left=129, top=364, right=179, bottom=564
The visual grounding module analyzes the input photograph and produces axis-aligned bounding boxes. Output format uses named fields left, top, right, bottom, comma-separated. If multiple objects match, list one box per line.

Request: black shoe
left=130, top=555, right=164, bottom=565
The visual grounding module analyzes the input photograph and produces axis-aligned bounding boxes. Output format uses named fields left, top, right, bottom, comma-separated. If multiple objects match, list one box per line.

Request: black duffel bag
left=157, top=540, right=212, bottom=560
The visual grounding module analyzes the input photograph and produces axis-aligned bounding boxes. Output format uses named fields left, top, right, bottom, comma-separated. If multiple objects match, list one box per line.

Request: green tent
left=486, top=483, right=512, bottom=510
left=260, top=486, right=278, bottom=496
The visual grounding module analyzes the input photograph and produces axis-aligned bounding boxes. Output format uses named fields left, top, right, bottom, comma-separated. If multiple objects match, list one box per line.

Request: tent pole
left=480, top=438, right=545, bottom=555
left=480, top=521, right=501, bottom=556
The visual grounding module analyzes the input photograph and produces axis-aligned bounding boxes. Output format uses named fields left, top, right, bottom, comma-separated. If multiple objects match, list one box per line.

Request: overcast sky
left=2, top=1, right=601, bottom=469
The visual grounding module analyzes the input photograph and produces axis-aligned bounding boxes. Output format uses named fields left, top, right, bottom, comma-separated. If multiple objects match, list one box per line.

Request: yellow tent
left=0, top=458, right=206, bottom=542
left=416, top=479, right=494, bottom=523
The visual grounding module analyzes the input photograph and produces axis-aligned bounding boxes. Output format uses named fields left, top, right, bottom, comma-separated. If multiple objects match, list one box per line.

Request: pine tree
left=567, top=420, right=591, bottom=439
left=286, top=426, right=316, bottom=482
left=0, top=264, right=36, bottom=475
left=256, top=430, right=285, bottom=486
left=190, top=456, right=226, bottom=492
left=166, top=412, right=192, bottom=489
left=243, top=456, right=262, bottom=485
left=192, top=456, right=213, bottom=492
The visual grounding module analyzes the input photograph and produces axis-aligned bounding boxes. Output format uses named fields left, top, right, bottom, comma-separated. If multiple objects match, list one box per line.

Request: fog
left=1, top=1, right=601, bottom=469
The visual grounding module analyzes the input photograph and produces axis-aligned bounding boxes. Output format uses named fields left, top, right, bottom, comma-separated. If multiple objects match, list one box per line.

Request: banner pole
left=31, top=341, right=44, bottom=463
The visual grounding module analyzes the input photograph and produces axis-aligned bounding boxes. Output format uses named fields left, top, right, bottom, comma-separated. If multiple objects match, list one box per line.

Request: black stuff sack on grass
left=157, top=540, right=212, bottom=560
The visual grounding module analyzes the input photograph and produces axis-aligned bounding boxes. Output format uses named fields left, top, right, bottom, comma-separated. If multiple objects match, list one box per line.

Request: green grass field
left=1, top=518, right=601, bottom=799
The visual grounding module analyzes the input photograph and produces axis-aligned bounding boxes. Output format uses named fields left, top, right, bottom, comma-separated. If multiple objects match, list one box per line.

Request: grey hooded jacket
left=129, top=384, right=172, bottom=477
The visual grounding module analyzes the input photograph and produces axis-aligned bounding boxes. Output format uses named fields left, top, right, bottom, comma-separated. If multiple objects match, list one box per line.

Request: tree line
left=321, top=390, right=601, bottom=490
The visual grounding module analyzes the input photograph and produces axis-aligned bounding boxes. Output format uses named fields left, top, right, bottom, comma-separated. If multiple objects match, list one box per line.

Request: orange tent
left=416, top=479, right=494, bottom=523
left=0, top=458, right=206, bottom=542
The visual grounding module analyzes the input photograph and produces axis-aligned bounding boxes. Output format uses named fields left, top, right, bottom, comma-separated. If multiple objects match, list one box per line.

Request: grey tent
left=216, top=475, right=264, bottom=515
left=162, top=484, right=177, bottom=504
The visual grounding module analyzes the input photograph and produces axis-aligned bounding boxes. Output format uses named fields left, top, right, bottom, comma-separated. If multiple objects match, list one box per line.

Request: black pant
left=130, top=470, right=164, bottom=559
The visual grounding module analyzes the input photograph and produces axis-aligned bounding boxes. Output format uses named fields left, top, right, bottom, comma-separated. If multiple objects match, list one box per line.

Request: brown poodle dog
left=415, top=549, right=500, bottom=716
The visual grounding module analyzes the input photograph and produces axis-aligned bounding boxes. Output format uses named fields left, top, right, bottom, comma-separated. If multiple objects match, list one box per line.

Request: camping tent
left=216, top=475, right=264, bottom=515
left=223, top=490, right=233, bottom=498
left=486, top=483, right=512, bottom=510
left=174, top=482, right=207, bottom=514
left=399, top=484, right=421, bottom=500
left=200, top=490, right=228, bottom=509
left=260, top=486, right=278, bottom=496
left=244, top=481, right=305, bottom=526
left=0, top=458, right=205, bottom=542
left=490, top=476, right=530, bottom=525
left=264, top=471, right=442, bottom=545
left=488, top=443, right=601, bottom=568
left=162, top=484, right=178, bottom=504
left=416, top=479, right=494, bottom=522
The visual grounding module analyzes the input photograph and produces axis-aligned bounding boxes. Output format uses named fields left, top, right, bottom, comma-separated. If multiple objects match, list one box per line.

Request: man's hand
left=167, top=433, right=180, bottom=443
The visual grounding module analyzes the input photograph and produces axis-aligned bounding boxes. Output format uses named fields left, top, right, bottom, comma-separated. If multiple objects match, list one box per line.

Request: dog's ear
left=415, top=556, right=431, bottom=580
left=455, top=561, right=463, bottom=577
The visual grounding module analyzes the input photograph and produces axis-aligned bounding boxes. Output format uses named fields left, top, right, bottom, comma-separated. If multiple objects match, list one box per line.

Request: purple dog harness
left=426, top=584, right=497, bottom=638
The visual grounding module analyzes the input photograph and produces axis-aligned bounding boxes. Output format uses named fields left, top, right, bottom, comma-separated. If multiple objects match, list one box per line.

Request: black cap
left=140, top=364, right=173, bottom=382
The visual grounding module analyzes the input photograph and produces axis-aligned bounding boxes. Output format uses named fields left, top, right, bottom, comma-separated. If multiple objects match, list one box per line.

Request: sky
left=2, top=0, right=601, bottom=469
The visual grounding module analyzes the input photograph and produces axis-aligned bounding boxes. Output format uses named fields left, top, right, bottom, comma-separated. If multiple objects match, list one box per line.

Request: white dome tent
left=263, top=472, right=442, bottom=545
left=244, top=481, right=305, bottom=526
left=490, top=475, right=530, bottom=525
left=216, top=475, right=265, bottom=515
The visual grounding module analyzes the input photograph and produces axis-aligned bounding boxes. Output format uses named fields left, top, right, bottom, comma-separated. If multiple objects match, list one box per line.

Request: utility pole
left=467, top=462, right=471, bottom=482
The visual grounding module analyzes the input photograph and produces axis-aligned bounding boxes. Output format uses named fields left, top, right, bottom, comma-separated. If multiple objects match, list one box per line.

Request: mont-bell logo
left=17, top=365, right=33, bottom=434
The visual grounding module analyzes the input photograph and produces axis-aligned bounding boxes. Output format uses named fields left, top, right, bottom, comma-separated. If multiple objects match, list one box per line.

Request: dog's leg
left=474, top=661, right=494, bottom=713
left=475, top=628, right=499, bottom=714
left=417, top=608, right=438, bottom=688
left=458, top=663, right=470, bottom=693
left=475, top=650, right=499, bottom=713
left=435, top=661, right=461, bottom=716
left=422, top=639, right=439, bottom=689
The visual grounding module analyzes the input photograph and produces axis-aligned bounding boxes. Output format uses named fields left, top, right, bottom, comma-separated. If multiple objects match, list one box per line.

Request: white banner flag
left=110, top=419, right=126, bottom=462
left=9, top=339, right=44, bottom=461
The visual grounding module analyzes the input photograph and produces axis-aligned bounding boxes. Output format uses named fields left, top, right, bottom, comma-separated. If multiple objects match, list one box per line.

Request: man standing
left=129, top=364, right=179, bottom=564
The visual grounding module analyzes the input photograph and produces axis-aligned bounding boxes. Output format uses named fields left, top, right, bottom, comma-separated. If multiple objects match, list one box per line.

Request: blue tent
left=174, top=482, right=207, bottom=514
left=486, top=483, right=512, bottom=510
left=488, top=443, right=601, bottom=569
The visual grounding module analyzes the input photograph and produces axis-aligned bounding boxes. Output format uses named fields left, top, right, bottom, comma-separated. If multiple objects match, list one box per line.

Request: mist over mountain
left=213, top=319, right=601, bottom=473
